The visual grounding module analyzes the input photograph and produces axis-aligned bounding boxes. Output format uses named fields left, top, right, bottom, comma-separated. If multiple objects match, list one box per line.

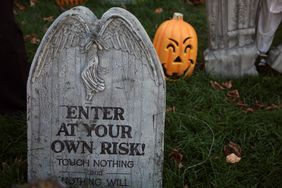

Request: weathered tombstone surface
left=204, top=0, right=259, bottom=77
left=27, top=6, right=165, bottom=188
left=204, top=0, right=282, bottom=77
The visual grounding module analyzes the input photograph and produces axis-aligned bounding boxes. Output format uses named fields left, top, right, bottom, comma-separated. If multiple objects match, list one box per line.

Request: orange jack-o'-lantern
left=56, top=0, right=87, bottom=8
left=153, top=13, right=198, bottom=78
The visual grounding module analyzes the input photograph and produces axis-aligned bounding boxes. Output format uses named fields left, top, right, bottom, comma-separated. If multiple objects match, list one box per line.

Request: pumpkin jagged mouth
left=163, top=59, right=194, bottom=79
left=181, top=59, right=195, bottom=76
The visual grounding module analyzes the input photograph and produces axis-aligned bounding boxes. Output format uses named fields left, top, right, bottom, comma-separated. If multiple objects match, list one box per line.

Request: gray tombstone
left=204, top=0, right=259, bottom=77
left=27, top=6, right=165, bottom=188
left=204, top=0, right=282, bottom=77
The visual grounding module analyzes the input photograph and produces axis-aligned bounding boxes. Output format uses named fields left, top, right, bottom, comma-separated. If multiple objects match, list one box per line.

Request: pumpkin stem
left=173, top=12, right=183, bottom=20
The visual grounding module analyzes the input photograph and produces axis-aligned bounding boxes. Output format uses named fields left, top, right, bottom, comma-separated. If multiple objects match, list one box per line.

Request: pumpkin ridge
left=165, top=20, right=176, bottom=75
left=153, top=21, right=168, bottom=54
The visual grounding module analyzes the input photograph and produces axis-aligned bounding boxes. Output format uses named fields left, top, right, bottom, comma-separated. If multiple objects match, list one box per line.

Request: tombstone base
left=204, top=45, right=259, bottom=78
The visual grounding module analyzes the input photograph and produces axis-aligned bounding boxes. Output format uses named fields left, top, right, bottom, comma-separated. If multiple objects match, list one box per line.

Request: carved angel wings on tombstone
left=29, top=6, right=164, bottom=101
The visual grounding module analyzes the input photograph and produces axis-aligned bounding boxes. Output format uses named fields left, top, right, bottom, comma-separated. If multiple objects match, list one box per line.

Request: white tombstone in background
left=204, top=0, right=282, bottom=77
left=204, top=0, right=259, bottom=77
left=27, top=6, right=165, bottom=188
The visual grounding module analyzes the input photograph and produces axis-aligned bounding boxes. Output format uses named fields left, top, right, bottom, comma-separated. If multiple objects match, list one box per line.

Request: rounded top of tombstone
left=173, top=12, right=183, bottom=20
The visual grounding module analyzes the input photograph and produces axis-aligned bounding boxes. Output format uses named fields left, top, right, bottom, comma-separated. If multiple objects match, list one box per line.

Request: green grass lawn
left=1, top=0, right=282, bottom=187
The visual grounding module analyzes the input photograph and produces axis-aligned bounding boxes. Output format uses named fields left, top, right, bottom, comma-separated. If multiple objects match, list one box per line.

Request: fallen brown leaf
left=43, top=16, right=54, bottom=22
left=221, top=80, right=233, bottom=89
left=236, top=100, right=247, bottom=108
left=254, top=100, right=265, bottom=109
left=169, top=149, right=183, bottom=162
left=178, top=162, right=184, bottom=169
left=226, top=90, right=240, bottom=100
left=24, top=34, right=40, bottom=45
left=154, top=7, right=163, bottom=14
left=224, top=141, right=242, bottom=157
left=226, top=153, right=241, bottom=164
left=169, top=149, right=183, bottom=165
left=30, top=37, right=40, bottom=45
left=166, top=106, right=176, bottom=112
left=210, top=80, right=225, bottom=90
left=243, top=107, right=255, bottom=113
left=15, top=2, right=26, bottom=11
left=265, top=104, right=280, bottom=110
left=220, top=80, right=282, bottom=113
left=30, top=0, right=38, bottom=7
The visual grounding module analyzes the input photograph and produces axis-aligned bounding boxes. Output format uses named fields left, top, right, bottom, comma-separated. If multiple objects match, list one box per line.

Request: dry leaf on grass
left=226, top=90, right=240, bottom=101
left=210, top=80, right=225, bottom=90
left=24, top=34, right=40, bottom=45
left=169, top=149, right=183, bottom=162
left=265, top=104, right=281, bottom=110
left=15, top=2, right=26, bottom=11
left=30, top=0, right=38, bottom=7
left=43, top=16, right=54, bottom=22
left=226, top=89, right=241, bottom=105
left=154, top=7, right=163, bottom=14
left=224, top=141, right=242, bottom=164
left=254, top=101, right=265, bottom=109
left=222, top=80, right=233, bottom=89
left=243, top=107, right=255, bottom=113
left=169, top=149, right=183, bottom=168
left=224, top=141, right=242, bottom=158
left=166, top=106, right=176, bottom=112
left=210, top=80, right=233, bottom=90
left=210, top=79, right=281, bottom=113
left=178, top=162, right=184, bottom=169
left=236, top=100, right=248, bottom=108
left=226, top=153, right=241, bottom=164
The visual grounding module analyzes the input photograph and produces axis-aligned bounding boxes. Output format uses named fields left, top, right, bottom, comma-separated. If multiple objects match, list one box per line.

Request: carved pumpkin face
left=56, top=0, right=87, bottom=8
left=153, top=13, right=198, bottom=78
